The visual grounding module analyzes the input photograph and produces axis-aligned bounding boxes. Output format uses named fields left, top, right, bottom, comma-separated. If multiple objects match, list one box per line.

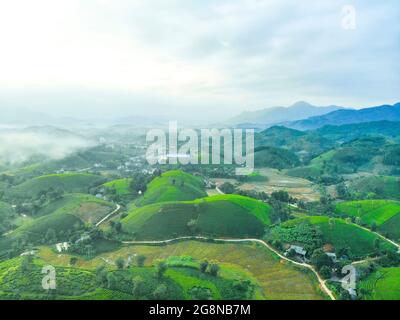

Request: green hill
left=359, top=267, right=400, bottom=300
left=336, top=200, right=400, bottom=241
left=9, top=173, right=105, bottom=200
left=349, top=176, right=400, bottom=200
left=280, top=216, right=396, bottom=259
left=103, top=178, right=133, bottom=196
left=0, top=194, right=115, bottom=257
left=0, top=201, right=15, bottom=234
left=37, top=193, right=114, bottom=224
left=122, top=194, right=272, bottom=240
left=137, top=170, right=207, bottom=206
left=254, top=146, right=300, bottom=169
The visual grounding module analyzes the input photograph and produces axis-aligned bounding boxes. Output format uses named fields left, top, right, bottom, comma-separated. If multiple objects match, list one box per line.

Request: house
left=326, top=252, right=338, bottom=263
left=286, top=245, right=307, bottom=257
left=55, top=242, right=70, bottom=253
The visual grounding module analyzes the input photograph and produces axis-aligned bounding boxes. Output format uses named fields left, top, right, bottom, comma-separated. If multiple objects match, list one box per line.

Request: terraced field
left=37, top=241, right=326, bottom=300
left=359, top=268, right=400, bottom=300
left=282, top=216, right=396, bottom=259
left=336, top=200, right=400, bottom=241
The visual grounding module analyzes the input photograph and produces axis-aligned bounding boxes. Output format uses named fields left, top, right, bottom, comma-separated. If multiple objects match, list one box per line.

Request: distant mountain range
left=228, top=101, right=343, bottom=126
left=285, top=102, right=400, bottom=130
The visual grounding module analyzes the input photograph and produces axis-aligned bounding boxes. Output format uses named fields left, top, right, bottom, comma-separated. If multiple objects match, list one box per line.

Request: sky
left=0, top=0, right=399, bottom=121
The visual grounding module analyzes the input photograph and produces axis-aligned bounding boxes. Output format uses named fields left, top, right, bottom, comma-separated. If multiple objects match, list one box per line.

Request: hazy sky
left=0, top=0, right=399, bottom=120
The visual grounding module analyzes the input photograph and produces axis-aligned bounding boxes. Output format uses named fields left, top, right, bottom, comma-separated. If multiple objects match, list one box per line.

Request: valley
left=1, top=109, right=400, bottom=301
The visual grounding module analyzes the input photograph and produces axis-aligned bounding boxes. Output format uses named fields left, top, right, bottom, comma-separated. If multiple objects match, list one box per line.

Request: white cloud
left=0, top=0, right=398, bottom=119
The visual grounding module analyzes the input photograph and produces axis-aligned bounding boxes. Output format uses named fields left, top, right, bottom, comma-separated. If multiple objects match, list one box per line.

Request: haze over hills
left=227, top=101, right=343, bottom=127
left=286, top=102, right=400, bottom=130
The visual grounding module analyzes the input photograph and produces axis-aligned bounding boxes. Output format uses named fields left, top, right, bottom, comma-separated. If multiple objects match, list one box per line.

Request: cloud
left=0, top=0, right=398, bottom=120
left=0, top=128, right=96, bottom=165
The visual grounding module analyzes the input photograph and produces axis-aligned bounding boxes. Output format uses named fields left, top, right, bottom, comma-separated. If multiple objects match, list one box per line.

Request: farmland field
left=336, top=200, right=400, bottom=241
left=359, top=268, right=400, bottom=300
left=282, top=216, right=396, bottom=259
left=37, top=241, right=326, bottom=300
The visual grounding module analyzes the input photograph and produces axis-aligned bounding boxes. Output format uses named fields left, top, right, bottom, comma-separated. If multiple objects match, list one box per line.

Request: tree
left=136, top=255, right=146, bottom=267
left=20, top=255, right=33, bottom=273
left=70, top=257, right=78, bottom=265
left=319, top=266, right=332, bottom=279
left=45, top=228, right=57, bottom=243
left=116, top=257, right=125, bottom=270
left=209, top=263, right=220, bottom=277
left=374, top=238, right=381, bottom=252
left=156, top=260, right=168, bottom=279
left=271, top=190, right=290, bottom=203
left=311, top=249, right=334, bottom=271
left=95, top=266, right=108, bottom=286
left=107, top=273, right=117, bottom=289
left=153, top=284, right=168, bottom=299
left=219, top=182, right=235, bottom=194
left=187, top=219, right=198, bottom=233
left=132, top=276, right=144, bottom=297
left=199, top=260, right=209, bottom=273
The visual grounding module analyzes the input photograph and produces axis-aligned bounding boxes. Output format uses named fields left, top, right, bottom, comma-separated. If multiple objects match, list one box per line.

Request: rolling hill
left=254, top=146, right=301, bottom=169
left=8, top=173, right=105, bottom=199
left=122, top=194, right=272, bottom=240
left=280, top=216, right=396, bottom=259
left=348, top=176, right=400, bottom=200
left=0, top=194, right=115, bottom=257
left=228, top=101, right=342, bottom=126
left=256, top=126, right=334, bottom=160
left=287, top=102, right=400, bottom=130
left=336, top=200, right=400, bottom=242
left=137, top=170, right=207, bottom=206
left=315, top=121, right=400, bottom=142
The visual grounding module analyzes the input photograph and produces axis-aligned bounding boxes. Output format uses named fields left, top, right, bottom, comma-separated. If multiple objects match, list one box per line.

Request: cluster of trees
left=199, top=260, right=220, bottom=277
left=266, top=222, right=324, bottom=254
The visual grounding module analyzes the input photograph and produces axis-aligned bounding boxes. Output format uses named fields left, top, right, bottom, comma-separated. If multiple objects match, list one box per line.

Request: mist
left=0, top=128, right=96, bottom=165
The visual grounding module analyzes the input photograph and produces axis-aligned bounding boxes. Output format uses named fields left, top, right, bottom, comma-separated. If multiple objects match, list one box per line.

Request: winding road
left=122, top=236, right=336, bottom=300
left=96, top=204, right=121, bottom=227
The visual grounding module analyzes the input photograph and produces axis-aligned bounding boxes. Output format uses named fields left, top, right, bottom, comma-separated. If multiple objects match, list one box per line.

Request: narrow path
left=96, top=204, right=121, bottom=227
left=215, top=185, right=224, bottom=195
left=122, top=236, right=336, bottom=300
left=357, top=224, right=400, bottom=249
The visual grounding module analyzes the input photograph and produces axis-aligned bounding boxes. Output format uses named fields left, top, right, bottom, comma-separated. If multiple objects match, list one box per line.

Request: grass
left=349, top=176, right=400, bottom=200
left=121, top=194, right=272, bottom=240
left=336, top=200, right=400, bottom=242
left=359, top=268, right=400, bottom=300
left=336, top=200, right=400, bottom=226
left=37, top=193, right=114, bottom=224
left=9, top=173, right=105, bottom=199
left=0, top=246, right=262, bottom=300
left=137, top=170, right=207, bottom=206
left=283, top=216, right=396, bottom=259
left=0, top=201, right=14, bottom=219
left=103, top=178, right=133, bottom=196
left=36, top=240, right=326, bottom=300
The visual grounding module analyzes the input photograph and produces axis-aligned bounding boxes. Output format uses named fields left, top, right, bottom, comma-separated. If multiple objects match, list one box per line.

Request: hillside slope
left=8, top=173, right=105, bottom=199
left=137, top=170, right=207, bottom=206
left=122, top=195, right=272, bottom=240
left=288, top=102, right=400, bottom=130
